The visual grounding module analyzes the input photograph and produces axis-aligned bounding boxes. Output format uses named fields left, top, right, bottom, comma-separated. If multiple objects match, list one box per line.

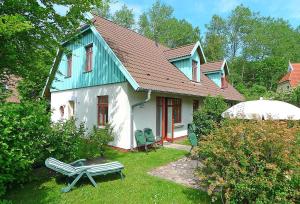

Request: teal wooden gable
left=171, top=50, right=201, bottom=82
left=172, top=58, right=193, bottom=79
left=51, top=29, right=127, bottom=92
left=206, top=72, right=222, bottom=87
left=204, top=61, right=227, bottom=88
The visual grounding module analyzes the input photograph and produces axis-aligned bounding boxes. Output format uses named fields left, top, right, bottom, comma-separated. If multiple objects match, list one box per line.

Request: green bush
left=88, top=124, right=114, bottom=156
left=45, top=119, right=86, bottom=162
left=0, top=101, right=86, bottom=196
left=193, top=96, right=228, bottom=138
left=198, top=120, right=300, bottom=203
left=0, top=101, right=51, bottom=196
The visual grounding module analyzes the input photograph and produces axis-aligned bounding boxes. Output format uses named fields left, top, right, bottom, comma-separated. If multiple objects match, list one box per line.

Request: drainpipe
left=130, top=90, right=152, bottom=150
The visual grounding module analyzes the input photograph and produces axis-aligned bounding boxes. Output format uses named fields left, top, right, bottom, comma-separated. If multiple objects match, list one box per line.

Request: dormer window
left=85, top=44, right=93, bottom=72
left=67, top=54, right=72, bottom=77
left=192, top=60, right=198, bottom=81
left=221, top=74, right=228, bottom=89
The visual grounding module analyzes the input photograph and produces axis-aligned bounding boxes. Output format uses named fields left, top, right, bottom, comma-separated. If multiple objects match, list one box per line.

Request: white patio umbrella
left=222, top=98, right=300, bottom=120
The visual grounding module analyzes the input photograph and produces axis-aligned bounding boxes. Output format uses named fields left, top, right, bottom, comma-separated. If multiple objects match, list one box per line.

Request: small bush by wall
left=88, top=124, right=114, bottom=156
left=198, top=120, right=300, bottom=203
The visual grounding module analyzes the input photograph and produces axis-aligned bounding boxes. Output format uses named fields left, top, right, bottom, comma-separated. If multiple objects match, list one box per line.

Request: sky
left=110, top=0, right=300, bottom=35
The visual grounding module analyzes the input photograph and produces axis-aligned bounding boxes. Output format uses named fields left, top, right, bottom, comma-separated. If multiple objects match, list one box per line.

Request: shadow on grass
left=182, top=188, right=214, bottom=204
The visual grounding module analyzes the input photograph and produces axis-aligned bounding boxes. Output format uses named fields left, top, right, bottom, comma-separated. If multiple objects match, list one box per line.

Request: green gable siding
left=51, top=30, right=126, bottom=92
left=206, top=72, right=222, bottom=87
left=172, top=58, right=191, bottom=79
left=171, top=50, right=201, bottom=82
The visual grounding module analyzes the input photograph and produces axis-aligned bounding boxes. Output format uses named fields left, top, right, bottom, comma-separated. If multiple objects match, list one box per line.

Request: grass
left=5, top=147, right=211, bottom=204
left=175, top=137, right=191, bottom=146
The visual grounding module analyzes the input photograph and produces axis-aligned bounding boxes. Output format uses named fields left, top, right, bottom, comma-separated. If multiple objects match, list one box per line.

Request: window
left=173, top=98, right=181, bottom=123
left=59, top=105, right=65, bottom=118
left=68, top=100, right=75, bottom=119
left=192, top=60, right=198, bottom=81
left=221, top=74, right=228, bottom=89
left=85, top=44, right=93, bottom=72
left=193, top=100, right=199, bottom=112
left=67, top=54, right=72, bottom=77
left=156, top=97, right=163, bottom=136
left=98, top=96, right=108, bottom=126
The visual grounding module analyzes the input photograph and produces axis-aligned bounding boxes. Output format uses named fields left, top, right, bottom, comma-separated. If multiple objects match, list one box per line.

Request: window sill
left=64, top=76, right=71, bottom=78
left=83, top=70, right=93, bottom=73
left=174, top=123, right=184, bottom=128
left=97, top=125, right=106, bottom=129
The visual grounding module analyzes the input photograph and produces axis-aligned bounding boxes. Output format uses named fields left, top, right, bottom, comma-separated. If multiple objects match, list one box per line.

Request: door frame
left=161, top=97, right=174, bottom=142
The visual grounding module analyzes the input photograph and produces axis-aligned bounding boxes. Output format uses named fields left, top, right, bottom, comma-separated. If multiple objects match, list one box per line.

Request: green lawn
left=5, top=147, right=211, bottom=204
left=175, top=137, right=191, bottom=146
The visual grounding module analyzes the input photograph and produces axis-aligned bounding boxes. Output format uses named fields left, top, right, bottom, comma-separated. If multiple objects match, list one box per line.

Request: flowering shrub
left=193, top=96, right=228, bottom=138
left=198, top=120, right=300, bottom=203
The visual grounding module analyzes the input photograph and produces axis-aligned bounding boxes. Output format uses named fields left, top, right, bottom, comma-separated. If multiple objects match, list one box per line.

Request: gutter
left=130, top=90, right=152, bottom=150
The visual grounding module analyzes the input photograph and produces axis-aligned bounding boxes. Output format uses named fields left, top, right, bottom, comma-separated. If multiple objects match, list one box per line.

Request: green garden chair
left=188, top=123, right=196, bottom=135
left=144, top=128, right=161, bottom=150
left=187, top=123, right=198, bottom=152
left=45, top=157, right=124, bottom=193
left=135, top=130, right=153, bottom=151
left=188, top=132, right=198, bottom=152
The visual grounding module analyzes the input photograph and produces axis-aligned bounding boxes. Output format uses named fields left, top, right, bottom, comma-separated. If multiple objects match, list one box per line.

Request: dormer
left=163, top=41, right=206, bottom=82
left=201, top=59, right=229, bottom=88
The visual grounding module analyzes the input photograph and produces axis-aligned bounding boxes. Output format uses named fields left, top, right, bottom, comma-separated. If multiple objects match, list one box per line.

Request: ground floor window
left=68, top=100, right=75, bottom=119
left=193, top=100, right=199, bottom=112
left=156, top=97, right=163, bottom=136
left=98, top=95, right=108, bottom=126
left=173, top=98, right=181, bottom=123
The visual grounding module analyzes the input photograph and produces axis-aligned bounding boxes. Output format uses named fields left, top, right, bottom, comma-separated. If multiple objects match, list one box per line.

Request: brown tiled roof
left=163, top=44, right=195, bottom=60
left=92, top=15, right=244, bottom=101
left=279, top=63, right=300, bottom=88
left=201, top=60, right=224, bottom=73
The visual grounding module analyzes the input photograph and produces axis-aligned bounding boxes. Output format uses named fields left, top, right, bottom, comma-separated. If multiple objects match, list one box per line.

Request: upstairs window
left=85, top=44, right=93, bottom=72
left=192, top=60, right=198, bottom=81
left=67, top=54, right=72, bottom=77
left=98, top=96, right=108, bottom=126
left=221, top=74, right=228, bottom=89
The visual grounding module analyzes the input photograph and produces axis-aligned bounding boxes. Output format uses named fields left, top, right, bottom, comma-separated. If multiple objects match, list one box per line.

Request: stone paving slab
left=148, top=157, right=202, bottom=189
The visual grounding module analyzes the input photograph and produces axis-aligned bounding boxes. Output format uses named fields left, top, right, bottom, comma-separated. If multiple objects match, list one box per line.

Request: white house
left=43, top=14, right=244, bottom=150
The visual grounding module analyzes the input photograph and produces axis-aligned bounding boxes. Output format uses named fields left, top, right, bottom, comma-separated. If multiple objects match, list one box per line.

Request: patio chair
left=187, top=123, right=196, bottom=135
left=135, top=130, right=153, bottom=151
left=45, top=157, right=124, bottom=193
left=187, top=132, right=198, bottom=153
left=144, top=128, right=161, bottom=150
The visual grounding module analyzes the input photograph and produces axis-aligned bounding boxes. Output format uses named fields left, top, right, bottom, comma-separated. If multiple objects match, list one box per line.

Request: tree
left=138, top=0, right=200, bottom=48
left=92, top=0, right=111, bottom=19
left=205, top=4, right=300, bottom=99
left=112, top=4, right=135, bottom=29
left=0, top=0, right=103, bottom=100
left=203, top=15, right=226, bottom=61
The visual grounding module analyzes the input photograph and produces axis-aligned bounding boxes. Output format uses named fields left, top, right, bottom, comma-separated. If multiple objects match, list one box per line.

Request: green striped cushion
left=86, top=162, right=124, bottom=174
left=45, top=157, right=76, bottom=175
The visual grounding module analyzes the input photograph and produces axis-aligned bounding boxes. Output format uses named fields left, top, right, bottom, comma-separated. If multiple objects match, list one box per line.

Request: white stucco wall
left=51, top=82, right=132, bottom=149
left=277, top=81, right=291, bottom=92
left=51, top=82, right=200, bottom=150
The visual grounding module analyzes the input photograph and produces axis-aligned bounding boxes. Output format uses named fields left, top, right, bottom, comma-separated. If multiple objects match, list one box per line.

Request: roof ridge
left=164, top=42, right=196, bottom=52
left=92, top=13, right=170, bottom=49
